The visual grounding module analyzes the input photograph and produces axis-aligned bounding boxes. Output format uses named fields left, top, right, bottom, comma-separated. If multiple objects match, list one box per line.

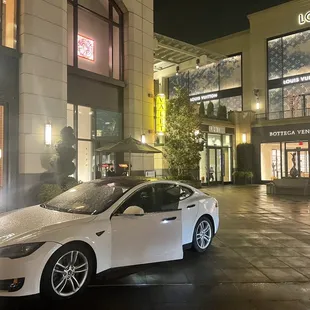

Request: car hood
left=0, top=205, right=94, bottom=247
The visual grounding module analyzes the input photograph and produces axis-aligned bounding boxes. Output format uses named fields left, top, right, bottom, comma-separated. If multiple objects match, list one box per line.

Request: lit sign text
left=269, top=129, right=310, bottom=137
left=298, top=11, right=310, bottom=25
left=283, top=74, right=310, bottom=85
left=190, top=93, right=218, bottom=103
left=155, top=94, right=166, bottom=133
left=209, top=126, right=225, bottom=134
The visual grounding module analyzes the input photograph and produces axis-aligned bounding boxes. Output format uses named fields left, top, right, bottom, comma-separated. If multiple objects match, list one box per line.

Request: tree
left=206, top=101, right=214, bottom=118
left=217, top=104, right=227, bottom=120
left=50, top=126, right=77, bottom=186
left=164, top=89, right=203, bottom=178
left=199, top=101, right=205, bottom=116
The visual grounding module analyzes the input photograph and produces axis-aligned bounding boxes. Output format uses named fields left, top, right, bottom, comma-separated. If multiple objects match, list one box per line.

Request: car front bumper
left=0, top=242, right=61, bottom=297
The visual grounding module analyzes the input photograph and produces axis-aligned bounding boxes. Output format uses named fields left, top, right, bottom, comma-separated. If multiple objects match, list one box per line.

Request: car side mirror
left=123, top=206, right=144, bottom=216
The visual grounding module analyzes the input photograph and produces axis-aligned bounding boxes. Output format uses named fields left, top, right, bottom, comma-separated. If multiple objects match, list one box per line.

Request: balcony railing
left=256, top=108, right=310, bottom=121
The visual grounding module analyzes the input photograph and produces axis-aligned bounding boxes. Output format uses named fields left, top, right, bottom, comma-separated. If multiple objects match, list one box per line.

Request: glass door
left=208, top=148, right=223, bottom=184
left=0, top=105, right=4, bottom=211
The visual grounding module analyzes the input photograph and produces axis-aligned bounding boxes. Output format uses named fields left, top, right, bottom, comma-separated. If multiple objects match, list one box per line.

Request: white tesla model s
left=0, top=178, right=219, bottom=299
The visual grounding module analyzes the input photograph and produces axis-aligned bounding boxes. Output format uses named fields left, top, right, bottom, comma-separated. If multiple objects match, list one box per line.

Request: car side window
left=180, top=186, right=194, bottom=201
left=155, top=184, right=180, bottom=211
left=117, top=185, right=155, bottom=214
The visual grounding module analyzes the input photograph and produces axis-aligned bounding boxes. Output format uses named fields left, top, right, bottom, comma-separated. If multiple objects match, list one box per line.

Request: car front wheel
left=41, top=243, right=94, bottom=300
left=192, top=217, right=213, bottom=253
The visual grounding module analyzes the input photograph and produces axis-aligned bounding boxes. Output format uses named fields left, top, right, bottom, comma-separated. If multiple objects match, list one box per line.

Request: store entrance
left=208, top=148, right=222, bottom=184
left=285, top=148, right=309, bottom=178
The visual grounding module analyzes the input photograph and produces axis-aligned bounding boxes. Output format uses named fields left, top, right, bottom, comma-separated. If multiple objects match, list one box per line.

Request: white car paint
left=0, top=181, right=219, bottom=297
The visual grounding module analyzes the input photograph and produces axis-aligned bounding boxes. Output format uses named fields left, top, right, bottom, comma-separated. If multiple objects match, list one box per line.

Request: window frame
left=180, top=186, right=194, bottom=201
left=68, top=0, right=124, bottom=80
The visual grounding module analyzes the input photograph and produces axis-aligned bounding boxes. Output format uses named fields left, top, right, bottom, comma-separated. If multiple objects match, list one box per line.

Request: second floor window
left=68, top=0, right=123, bottom=80
left=1, top=0, right=17, bottom=49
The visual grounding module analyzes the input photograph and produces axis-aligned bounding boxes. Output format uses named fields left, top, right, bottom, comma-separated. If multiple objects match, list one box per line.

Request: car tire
left=192, top=217, right=213, bottom=253
left=40, top=242, right=94, bottom=300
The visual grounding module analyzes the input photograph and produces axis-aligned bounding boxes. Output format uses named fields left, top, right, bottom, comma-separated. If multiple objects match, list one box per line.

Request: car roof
left=88, top=177, right=150, bottom=189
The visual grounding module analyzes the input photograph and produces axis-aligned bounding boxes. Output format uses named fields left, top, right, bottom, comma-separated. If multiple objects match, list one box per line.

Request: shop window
left=78, top=140, right=93, bottom=182
left=79, top=0, right=109, bottom=18
left=68, top=0, right=123, bottom=80
left=268, top=38, right=283, bottom=80
left=78, top=8, right=110, bottom=76
left=189, top=63, right=219, bottom=96
left=208, top=134, right=222, bottom=147
left=96, top=110, right=122, bottom=140
left=283, top=30, right=310, bottom=78
left=220, top=96, right=242, bottom=112
left=219, top=55, right=242, bottom=90
left=223, top=135, right=231, bottom=147
left=261, top=143, right=281, bottom=181
left=67, top=3, right=74, bottom=66
left=78, top=106, right=92, bottom=140
left=2, top=0, right=16, bottom=49
left=113, top=26, right=120, bottom=80
left=168, top=72, right=189, bottom=99
left=268, top=88, right=283, bottom=119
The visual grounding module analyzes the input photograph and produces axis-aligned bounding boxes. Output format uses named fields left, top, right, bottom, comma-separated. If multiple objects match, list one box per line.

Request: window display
left=1, top=0, right=16, bottom=48
left=96, top=110, right=122, bottom=139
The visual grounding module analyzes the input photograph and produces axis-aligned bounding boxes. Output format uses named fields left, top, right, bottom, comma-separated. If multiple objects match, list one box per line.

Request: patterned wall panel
left=168, top=72, right=188, bottom=98
left=268, top=38, right=283, bottom=80
left=220, top=95, right=242, bottom=112
left=268, top=88, right=283, bottom=119
left=283, top=30, right=310, bottom=78
left=219, top=55, right=242, bottom=90
left=189, top=63, right=219, bottom=96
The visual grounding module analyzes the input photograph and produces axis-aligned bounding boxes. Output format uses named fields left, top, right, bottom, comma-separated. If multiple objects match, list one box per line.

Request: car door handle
left=162, top=216, right=177, bottom=222
left=187, top=204, right=196, bottom=209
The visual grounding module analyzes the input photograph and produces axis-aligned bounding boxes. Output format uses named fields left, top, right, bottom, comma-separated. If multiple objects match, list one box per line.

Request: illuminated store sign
left=155, top=94, right=166, bottom=133
left=209, top=126, right=225, bottom=134
left=78, top=34, right=95, bottom=61
left=189, top=92, right=218, bottom=103
left=283, top=74, right=310, bottom=85
left=298, top=11, right=310, bottom=25
left=269, top=129, right=310, bottom=137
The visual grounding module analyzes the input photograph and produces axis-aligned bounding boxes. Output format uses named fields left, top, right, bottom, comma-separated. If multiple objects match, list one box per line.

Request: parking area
left=3, top=185, right=310, bottom=309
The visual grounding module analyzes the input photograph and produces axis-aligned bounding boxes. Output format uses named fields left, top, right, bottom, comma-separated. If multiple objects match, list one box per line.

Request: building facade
left=1, top=0, right=155, bottom=211
left=154, top=0, right=310, bottom=184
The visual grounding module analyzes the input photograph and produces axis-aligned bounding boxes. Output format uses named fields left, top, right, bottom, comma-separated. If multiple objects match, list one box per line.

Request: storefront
left=267, top=28, right=310, bottom=120
left=67, top=0, right=124, bottom=182
left=252, top=123, right=310, bottom=182
left=200, top=125, right=234, bottom=184
left=168, top=54, right=243, bottom=115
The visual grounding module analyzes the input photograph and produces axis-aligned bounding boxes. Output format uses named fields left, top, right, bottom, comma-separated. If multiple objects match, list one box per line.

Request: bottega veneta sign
left=269, top=129, right=310, bottom=137
left=298, top=11, right=310, bottom=25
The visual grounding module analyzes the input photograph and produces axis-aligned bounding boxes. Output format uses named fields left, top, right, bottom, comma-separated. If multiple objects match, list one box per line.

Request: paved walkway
left=3, top=185, right=310, bottom=309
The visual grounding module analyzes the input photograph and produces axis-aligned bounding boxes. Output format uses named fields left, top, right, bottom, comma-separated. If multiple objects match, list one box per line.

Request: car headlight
left=0, top=243, right=45, bottom=259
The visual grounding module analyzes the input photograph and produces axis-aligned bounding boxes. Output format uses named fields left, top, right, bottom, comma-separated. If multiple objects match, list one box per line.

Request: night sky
left=154, top=0, right=291, bottom=44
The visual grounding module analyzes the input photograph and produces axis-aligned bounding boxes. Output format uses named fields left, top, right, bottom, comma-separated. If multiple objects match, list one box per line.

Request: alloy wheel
left=51, top=250, right=89, bottom=297
left=196, top=220, right=212, bottom=250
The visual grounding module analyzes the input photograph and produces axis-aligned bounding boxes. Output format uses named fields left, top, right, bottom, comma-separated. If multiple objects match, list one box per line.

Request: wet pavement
left=3, top=185, right=310, bottom=309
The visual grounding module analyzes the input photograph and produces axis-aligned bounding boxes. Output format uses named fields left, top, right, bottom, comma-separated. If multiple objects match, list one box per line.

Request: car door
left=111, top=183, right=183, bottom=268
left=178, top=186, right=199, bottom=245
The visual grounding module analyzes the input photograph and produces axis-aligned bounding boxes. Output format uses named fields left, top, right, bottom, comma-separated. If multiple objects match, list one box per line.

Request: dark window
left=155, top=184, right=180, bottom=211
left=118, top=185, right=156, bottom=214
left=180, top=186, right=193, bottom=201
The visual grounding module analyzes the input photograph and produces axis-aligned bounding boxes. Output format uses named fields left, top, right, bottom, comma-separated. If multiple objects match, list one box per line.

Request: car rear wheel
left=192, top=217, right=213, bottom=253
left=41, top=243, right=94, bottom=300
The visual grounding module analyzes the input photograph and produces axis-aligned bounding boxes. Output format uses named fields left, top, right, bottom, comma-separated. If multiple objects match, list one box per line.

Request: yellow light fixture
left=141, top=134, right=146, bottom=144
left=45, top=123, right=52, bottom=146
left=242, top=133, right=247, bottom=144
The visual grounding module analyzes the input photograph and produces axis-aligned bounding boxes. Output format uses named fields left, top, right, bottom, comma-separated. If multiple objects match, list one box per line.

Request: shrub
left=206, top=102, right=214, bottom=118
left=199, top=101, right=205, bottom=116
left=38, top=184, right=63, bottom=203
left=217, top=105, right=227, bottom=120
left=237, top=143, right=254, bottom=172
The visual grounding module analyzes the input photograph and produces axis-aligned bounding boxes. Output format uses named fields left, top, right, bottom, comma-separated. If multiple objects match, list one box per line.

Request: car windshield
left=41, top=182, right=127, bottom=215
